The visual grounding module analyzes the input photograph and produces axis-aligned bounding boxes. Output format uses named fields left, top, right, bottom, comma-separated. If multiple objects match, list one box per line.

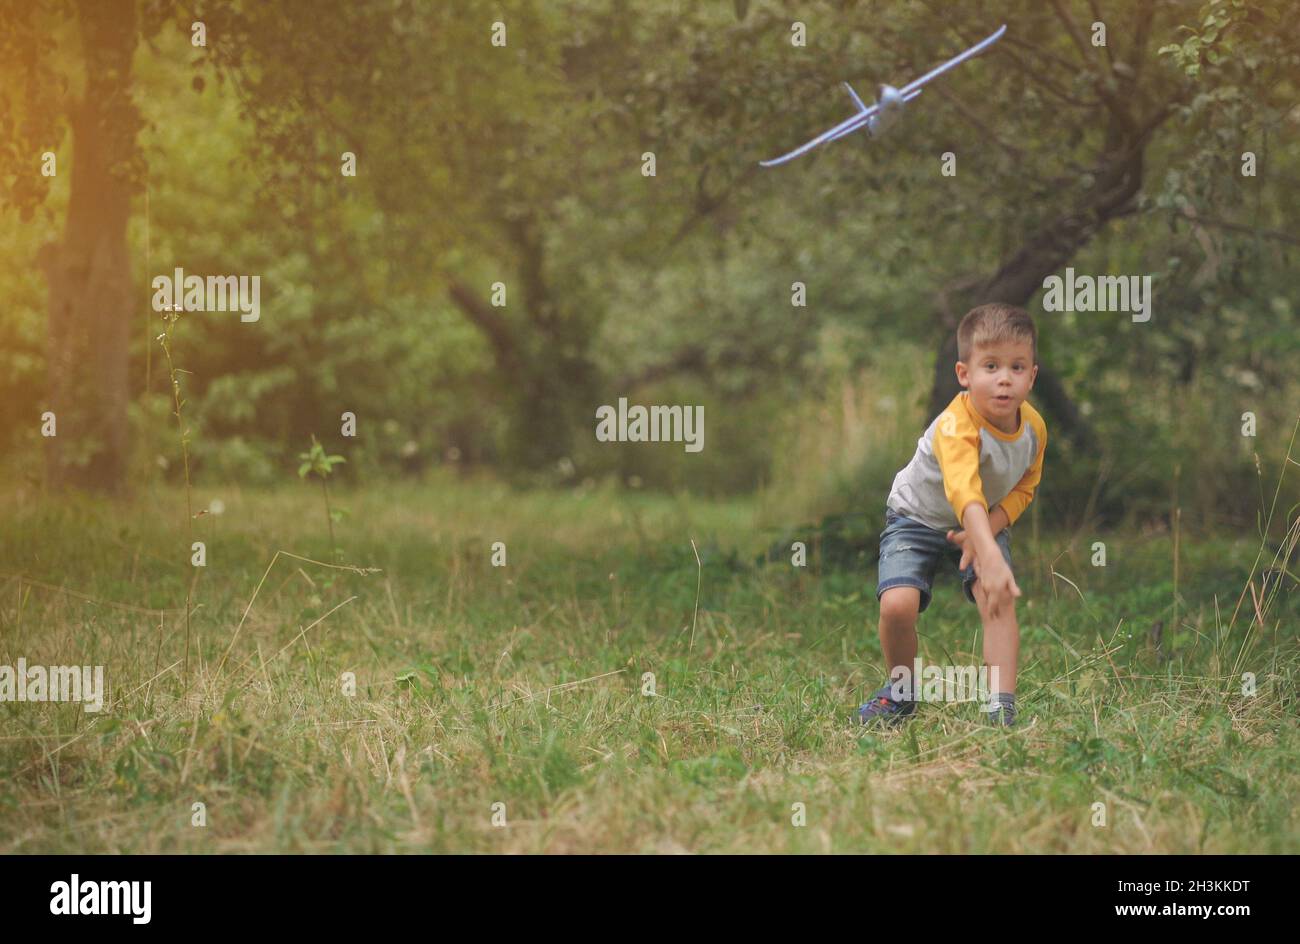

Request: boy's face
left=955, top=338, right=1038, bottom=429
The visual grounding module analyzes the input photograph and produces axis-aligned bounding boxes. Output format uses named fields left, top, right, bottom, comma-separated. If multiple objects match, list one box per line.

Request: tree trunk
left=40, top=0, right=139, bottom=494
left=445, top=209, right=599, bottom=472
left=926, top=133, right=1148, bottom=454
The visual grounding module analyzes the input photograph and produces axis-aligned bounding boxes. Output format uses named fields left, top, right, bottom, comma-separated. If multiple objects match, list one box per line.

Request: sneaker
left=983, top=702, right=1017, bottom=726
left=857, top=684, right=917, bottom=726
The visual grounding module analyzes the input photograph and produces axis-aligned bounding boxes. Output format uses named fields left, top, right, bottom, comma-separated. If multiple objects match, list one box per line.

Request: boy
left=859, top=303, right=1047, bottom=727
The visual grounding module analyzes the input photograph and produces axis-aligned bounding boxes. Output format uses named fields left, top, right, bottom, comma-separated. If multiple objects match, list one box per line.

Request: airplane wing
left=899, top=24, right=1006, bottom=97
left=764, top=87, right=930, bottom=166
left=760, top=87, right=924, bottom=166
left=758, top=101, right=885, bottom=167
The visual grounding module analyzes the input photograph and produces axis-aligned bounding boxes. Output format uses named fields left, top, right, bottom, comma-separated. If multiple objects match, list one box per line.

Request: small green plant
left=298, top=434, right=346, bottom=560
left=156, top=305, right=197, bottom=681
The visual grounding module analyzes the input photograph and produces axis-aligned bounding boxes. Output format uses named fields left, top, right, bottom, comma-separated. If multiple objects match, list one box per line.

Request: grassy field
left=0, top=475, right=1295, bottom=853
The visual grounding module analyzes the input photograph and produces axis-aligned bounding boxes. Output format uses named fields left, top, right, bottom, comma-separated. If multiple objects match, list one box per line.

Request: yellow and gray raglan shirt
left=886, top=391, right=1048, bottom=532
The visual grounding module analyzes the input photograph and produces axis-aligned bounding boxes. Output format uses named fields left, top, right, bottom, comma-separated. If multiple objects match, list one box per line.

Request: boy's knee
left=879, top=586, right=921, bottom=624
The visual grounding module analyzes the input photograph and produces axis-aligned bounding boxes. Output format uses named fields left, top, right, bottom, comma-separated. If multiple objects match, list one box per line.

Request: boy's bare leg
left=974, top=579, right=1019, bottom=694
left=878, top=587, right=921, bottom=685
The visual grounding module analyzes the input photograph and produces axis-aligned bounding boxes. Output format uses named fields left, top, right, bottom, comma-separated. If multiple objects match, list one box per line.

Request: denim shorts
left=875, top=507, right=1012, bottom=613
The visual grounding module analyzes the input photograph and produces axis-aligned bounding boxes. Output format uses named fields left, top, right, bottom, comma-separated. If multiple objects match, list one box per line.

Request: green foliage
left=297, top=434, right=345, bottom=483
left=298, top=434, right=346, bottom=561
left=1159, top=0, right=1253, bottom=77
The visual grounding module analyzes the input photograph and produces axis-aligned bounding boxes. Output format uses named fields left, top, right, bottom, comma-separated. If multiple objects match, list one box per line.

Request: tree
left=189, top=0, right=617, bottom=469
left=587, top=0, right=1296, bottom=517
left=2, top=0, right=155, bottom=492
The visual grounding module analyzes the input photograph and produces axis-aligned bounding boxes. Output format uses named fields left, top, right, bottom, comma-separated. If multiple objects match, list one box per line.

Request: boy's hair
left=957, top=303, right=1037, bottom=364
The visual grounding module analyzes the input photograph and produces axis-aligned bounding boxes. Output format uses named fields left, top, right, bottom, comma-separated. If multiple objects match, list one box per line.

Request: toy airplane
left=759, top=24, right=1007, bottom=167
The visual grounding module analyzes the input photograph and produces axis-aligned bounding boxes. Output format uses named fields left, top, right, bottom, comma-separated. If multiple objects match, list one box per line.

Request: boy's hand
left=979, top=558, right=1021, bottom=619
left=947, top=505, right=1010, bottom=573
left=945, top=528, right=977, bottom=572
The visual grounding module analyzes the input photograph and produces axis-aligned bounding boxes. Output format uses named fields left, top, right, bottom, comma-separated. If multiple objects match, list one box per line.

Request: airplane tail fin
left=842, top=82, right=868, bottom=113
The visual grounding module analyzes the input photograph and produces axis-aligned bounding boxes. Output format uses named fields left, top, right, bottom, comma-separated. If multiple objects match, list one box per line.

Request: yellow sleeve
left=997, top=414, right=1047, bottom=527
left=933, top=407, right=987, bottom=524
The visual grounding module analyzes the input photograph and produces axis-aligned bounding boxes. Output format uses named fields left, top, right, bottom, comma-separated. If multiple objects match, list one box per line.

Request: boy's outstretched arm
left=959, top=501, right=1020, bottom=619
left=932, top=404, right=1025, bottom=618
left=950, top=417, right=1047, bottom=578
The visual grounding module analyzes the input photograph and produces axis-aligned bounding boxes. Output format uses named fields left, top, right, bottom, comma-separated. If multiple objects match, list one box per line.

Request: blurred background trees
left=1, top=0, right=1296, bottom=532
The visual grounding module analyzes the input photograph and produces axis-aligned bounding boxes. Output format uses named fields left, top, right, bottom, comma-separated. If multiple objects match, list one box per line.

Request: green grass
left=0, top=475, right=1295, bottom=853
